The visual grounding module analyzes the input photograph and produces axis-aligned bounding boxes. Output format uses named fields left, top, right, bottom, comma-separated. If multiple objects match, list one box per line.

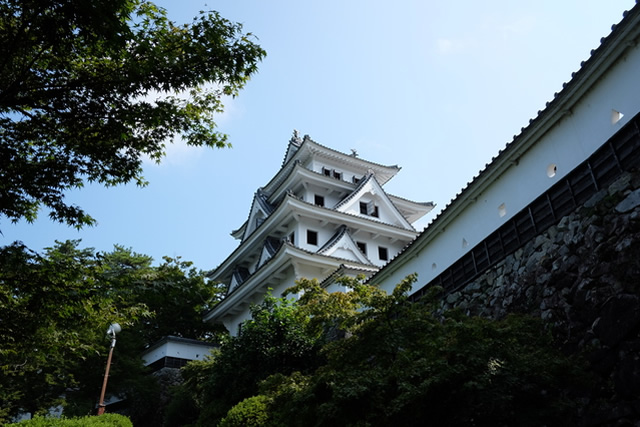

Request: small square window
left=359, top=202, right=368, bottom=215
left=352, top=176, right=361, bottom=184
left=322, top=167, right=331, bottom=176
left=359, top=201, right=379, bottom=217
left=314, top=194, right=325, bottom=207
left=333, top=171, right=342, bottom=180
left=307, top=230, right=318, bottom=246
left=378, top=246, right=389, bottom=261
left=356, top=241, right=367, bottom=255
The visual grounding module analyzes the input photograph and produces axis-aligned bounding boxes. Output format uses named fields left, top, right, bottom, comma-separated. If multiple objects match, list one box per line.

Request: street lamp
left=97, top=323, right=121, bottom=415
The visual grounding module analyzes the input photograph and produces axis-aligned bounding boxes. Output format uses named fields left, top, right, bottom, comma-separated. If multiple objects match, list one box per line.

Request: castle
left=204, top=133, right=433, bottom=333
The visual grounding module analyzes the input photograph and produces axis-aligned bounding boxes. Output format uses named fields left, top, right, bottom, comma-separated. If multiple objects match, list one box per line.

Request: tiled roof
left=334, top=172, right=415, bottom=231
left=388, top=193, right=435, bottom=208
left=220, top=240, right=376, bottom=300
left=209, top=191, right=415, bottom=280
left=318, top=224, right=349, bottom=252
left=320, top=264, right=379, bottom=288
left=317, top=225, right=374, bottom=265
left=280, top=133, right=399, bottom=172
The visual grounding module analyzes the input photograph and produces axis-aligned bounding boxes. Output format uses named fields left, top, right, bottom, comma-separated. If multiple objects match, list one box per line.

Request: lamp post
left=97, top=323, right=121, bottom=415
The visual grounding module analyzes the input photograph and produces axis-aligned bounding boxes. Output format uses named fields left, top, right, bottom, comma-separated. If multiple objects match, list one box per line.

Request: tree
left=97, top=246, right=226, bottom=347
left=179, top=293, right=325, bottom=426
left=0, top=0, right=265, bottom=228
left=0, top=241, right=148, bottom=421
left=0, top=240, right=225, bottom=423
left=199, top=275, right=590, bottom=426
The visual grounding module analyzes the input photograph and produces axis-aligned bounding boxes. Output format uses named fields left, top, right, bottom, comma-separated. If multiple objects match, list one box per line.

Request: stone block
left=615, top=188, right=640, bottom=213
left=585, top=189, right=607, bottom=208
left=607, top=172, right=631, bottom=196
left=446, top=291, right=461, bottom=305
left=533, top=234, right=547, bottom=249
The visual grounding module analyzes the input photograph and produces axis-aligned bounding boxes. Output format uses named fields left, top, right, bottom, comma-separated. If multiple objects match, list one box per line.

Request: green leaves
left=0, top=0, right=265, bottom=228
left=0, top=241, right=136, bottom=419
left=0, top=240, right=225, bottom=423
left=184, top=275, right=589, bottom=426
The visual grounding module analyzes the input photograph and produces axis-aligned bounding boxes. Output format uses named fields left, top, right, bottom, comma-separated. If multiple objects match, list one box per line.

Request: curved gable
left=318, top=225, right=373, bottom=265
left=242, top=188, right=275, bottom=241
left=335, top=174, right=414, bottom=230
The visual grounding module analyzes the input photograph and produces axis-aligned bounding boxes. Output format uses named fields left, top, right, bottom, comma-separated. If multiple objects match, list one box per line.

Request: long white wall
left=142, top=340, right=215, bottom=365
left=377, top=38, right=640, bottom=293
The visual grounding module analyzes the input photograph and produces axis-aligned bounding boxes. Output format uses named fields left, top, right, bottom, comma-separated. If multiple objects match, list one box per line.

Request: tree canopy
left=178, top=275, right=590, bottom=427
left=0, top=240, right=224, bottom=423
left=178, top=292, right=325, bottom=425
left=0, top=0, right=265, bottom=228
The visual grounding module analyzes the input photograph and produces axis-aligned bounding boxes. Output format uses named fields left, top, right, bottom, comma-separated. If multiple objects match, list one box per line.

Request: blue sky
left=2, top=0, right=635, bottom=270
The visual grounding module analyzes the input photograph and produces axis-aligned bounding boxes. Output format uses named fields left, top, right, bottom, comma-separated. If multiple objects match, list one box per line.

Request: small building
left=141, top=336, right=217, bottom=373
left=204, top=133, right=433, bottom=333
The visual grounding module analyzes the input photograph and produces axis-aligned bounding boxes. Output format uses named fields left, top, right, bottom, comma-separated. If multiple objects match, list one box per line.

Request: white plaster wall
left=351, top=230, right=408, bottom=265
left=272, top=268, right=298, bottom=297
left=225, top=309, right=253, bottom=336
left=142, top=341, right=215, bottom=365
left=377, top=42, right=640, bottom=294
left=297, top=217, right=337, bottom=252
left=309, top=158, right=364, bottom=184
left=302, top=183, right=348, bottom=208
left=338, top=190, right=401, bottom=227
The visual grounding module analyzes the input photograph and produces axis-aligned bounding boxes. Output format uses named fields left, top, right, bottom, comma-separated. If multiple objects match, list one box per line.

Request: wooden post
left=97, top=336, right=116, bottom=415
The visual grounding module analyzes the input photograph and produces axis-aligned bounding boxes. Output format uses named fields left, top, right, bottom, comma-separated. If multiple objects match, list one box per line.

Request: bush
left=218, top=395, right=271, bottom=427
left=7, top=414, right=133, bottom=427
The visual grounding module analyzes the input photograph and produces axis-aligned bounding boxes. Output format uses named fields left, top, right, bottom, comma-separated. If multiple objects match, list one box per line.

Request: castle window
left=333, top=170, right=342, bottom=180
left=359, top=202, right=367, bottom=215
left=378, top=246, right=389, bottom=261
left=356, top=241, right=367, bottom=255
left=288, top=232, right=295, bottom=245
left=307, top=230, right=318, bottom=246
left=322, top=167, right=331, bottom=176
left=314, top=194, right=325, bottom=207
left=360, top=201, right=379, bottom=217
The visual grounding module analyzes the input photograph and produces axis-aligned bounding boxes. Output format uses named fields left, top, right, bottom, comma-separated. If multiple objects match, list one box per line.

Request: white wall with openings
left=376, top=40, right=640, bottom=295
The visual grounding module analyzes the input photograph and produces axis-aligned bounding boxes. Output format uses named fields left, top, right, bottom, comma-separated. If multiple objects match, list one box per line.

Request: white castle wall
left=142, top=339, right=215, bottom=366
left=376, top=36, right=640, bottom=294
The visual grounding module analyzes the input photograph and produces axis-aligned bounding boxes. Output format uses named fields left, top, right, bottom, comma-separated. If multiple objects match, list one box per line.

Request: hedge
left=7, top=414, right=133, bottom=427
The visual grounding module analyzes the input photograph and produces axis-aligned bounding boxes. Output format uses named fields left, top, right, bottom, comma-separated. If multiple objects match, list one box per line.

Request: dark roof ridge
left=318, top=224, right=349, bottom=252
left=334, top=172, right=375, bottom=210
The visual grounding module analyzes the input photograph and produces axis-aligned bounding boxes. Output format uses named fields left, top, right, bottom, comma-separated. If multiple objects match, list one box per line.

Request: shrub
left=7, top=414, right=133, bottom=427
left=218, top=395, right=271, bottom=427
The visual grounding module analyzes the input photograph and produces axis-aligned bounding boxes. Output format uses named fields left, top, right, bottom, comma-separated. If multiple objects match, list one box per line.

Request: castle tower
left=204, top=132, right=433, bottom=333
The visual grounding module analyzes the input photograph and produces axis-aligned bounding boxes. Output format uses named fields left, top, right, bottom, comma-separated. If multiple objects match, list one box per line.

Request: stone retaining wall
left=436, top=170, right=640, bottom=425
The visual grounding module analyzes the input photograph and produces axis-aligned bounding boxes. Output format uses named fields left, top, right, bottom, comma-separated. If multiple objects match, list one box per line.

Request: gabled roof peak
left=290, top=129, right=303, bottom=146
